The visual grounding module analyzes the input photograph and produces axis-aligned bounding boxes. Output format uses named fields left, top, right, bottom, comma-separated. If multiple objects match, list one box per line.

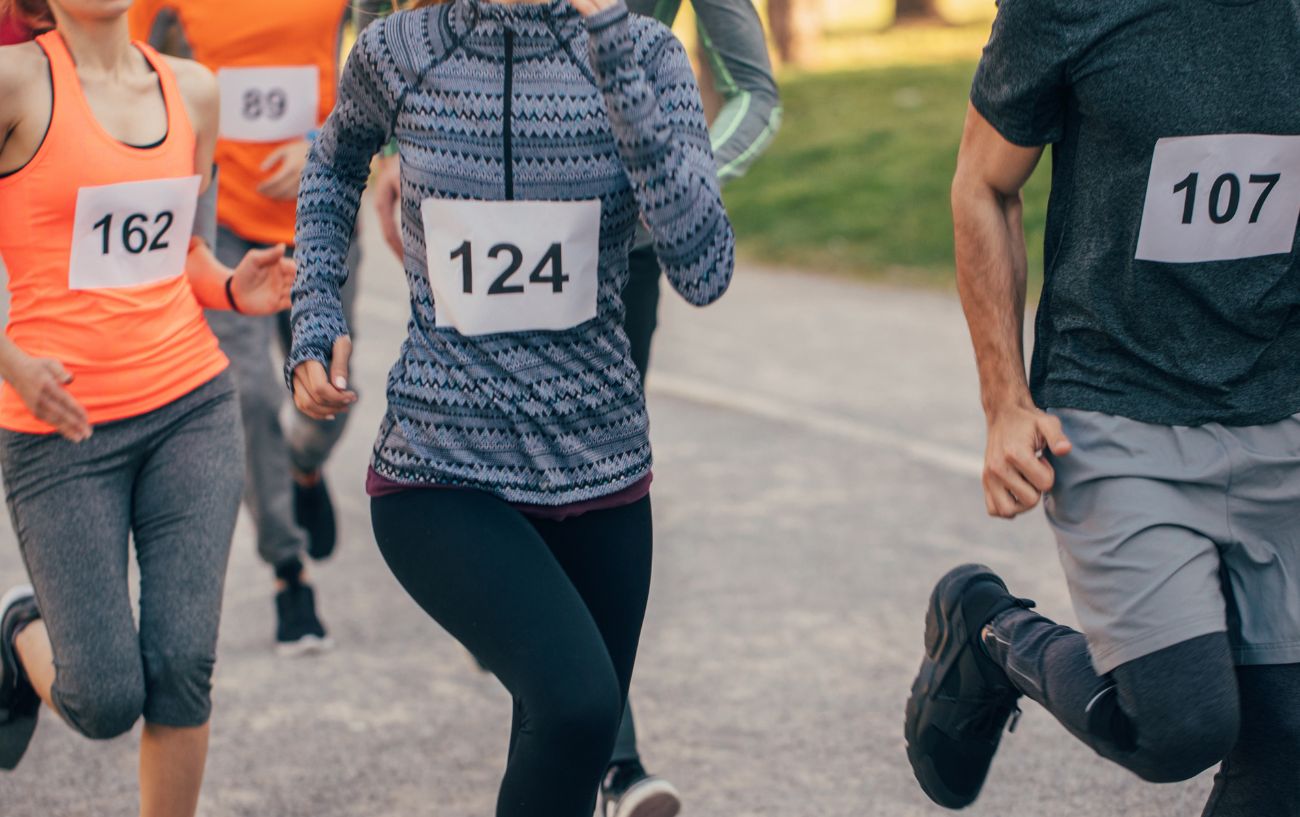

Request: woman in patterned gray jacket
left=288, top=0, right=733, bottom=813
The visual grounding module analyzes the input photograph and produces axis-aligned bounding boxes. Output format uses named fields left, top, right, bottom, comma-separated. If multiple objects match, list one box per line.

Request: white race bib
left=67, top=176, right=201, bottom=291
left=421, top=199, right=601, bottom=337
left=1135, top=134, right=1300, bottom=263
left=217, top=66, right=319, bottom=143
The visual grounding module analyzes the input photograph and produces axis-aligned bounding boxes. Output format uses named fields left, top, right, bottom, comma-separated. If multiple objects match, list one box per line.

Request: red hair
left=0, top=0, right=53, bottom=33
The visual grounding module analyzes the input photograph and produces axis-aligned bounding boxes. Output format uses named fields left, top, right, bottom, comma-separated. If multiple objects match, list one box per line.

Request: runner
left=0, top=0, right=292, bottom=810
left=128, top=0, right=361, bottom=656
left=289, top=0, right=733, bottom=813
left=365, top=1, right=779, bottom=810
left=905, top=1, right=1300, bottom=814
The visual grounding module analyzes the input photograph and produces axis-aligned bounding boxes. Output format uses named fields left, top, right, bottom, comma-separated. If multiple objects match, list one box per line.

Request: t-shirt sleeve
left=970, top=0, right=1071, bottom=147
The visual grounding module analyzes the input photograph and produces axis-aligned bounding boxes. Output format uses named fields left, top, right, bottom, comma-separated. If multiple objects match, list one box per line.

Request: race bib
left=67, top=176, right=201, bottom=291
left=217, top=66, right=319, bottom=143
left=1135, top=134, right=1300, bottom=263
left=421, top=199, right=601, bottom=337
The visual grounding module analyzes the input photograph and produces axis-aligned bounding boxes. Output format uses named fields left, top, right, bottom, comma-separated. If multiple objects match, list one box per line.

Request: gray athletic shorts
left=1044, top=408, right=1300, bottom=675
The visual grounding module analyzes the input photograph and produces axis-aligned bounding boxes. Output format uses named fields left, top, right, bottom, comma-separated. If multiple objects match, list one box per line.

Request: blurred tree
left=768, top=0, right=821, bottom=64
left=895, top=0, right=939, bottom=18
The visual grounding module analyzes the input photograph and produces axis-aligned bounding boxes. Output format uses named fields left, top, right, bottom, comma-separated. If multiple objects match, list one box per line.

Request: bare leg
left=16, top=621, right=210, bottom=817
left=13, top=619, right=56, bottom=710
left=140, top=722, right=210, bottom=817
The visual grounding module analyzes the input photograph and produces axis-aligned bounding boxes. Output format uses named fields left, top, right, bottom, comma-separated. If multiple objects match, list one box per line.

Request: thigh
left=1218, top=420, right=1300, bottom=667
left=132, top=377, right=243, bottom=659
left=370, top=490, right=619, bottom=701
left=0, top=427, right=140, bottom=691
left=1045, top=410, right=1232, bottom=675
left=532, top=497, right=653, bottom=692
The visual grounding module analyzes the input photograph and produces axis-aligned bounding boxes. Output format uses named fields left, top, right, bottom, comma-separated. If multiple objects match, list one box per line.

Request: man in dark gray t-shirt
left=904, top=1, right=1300, bottom=813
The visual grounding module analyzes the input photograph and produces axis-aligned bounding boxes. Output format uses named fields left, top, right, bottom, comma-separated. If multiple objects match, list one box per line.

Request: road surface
left=0, top=217, right=1213, bottom=815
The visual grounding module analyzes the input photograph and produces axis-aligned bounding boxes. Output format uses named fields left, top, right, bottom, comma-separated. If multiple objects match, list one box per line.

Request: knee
left=140, top=652, right=215, bottom=728
left=58, top=678, right=146, bottom=741
left=531, top=673, right=623, bottom=763
left=1130, top=696, right=1239, bottom=783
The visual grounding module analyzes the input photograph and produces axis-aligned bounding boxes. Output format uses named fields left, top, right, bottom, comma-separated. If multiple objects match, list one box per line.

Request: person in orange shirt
left=130, top=0, right=361, bottom=655
left=0, top=0, right=293, bottom=809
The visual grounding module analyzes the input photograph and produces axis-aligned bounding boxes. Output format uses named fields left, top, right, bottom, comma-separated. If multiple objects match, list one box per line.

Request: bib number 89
left=450, top=241, right=570, bottom=296
left=242, top=88, right=288, bottom=121
left=91, top=211, right=175, bottom=256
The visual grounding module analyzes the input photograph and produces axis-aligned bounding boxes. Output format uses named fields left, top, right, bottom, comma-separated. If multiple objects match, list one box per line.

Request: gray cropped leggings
left=209, top=226, right=359, bottom=569
left=0, top=374, right=243, bottom=737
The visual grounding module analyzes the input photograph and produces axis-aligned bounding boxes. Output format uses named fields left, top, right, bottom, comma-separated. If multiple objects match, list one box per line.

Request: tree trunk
left=768, top=0, right=822, bottom=66
left=895, top=0, right=940, bottom=20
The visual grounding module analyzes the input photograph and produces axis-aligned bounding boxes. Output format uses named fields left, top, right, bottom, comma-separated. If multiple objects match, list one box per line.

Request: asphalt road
left=0, top=218, right=1214, bottom=816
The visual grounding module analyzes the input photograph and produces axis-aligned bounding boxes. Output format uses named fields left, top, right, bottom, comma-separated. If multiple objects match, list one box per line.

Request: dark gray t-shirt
left=973, top=0, right=1300, bottom=426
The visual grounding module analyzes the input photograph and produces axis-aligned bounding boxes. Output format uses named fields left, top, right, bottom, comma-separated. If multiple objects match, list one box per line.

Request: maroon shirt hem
left=366, top=468, right=652, bottom=522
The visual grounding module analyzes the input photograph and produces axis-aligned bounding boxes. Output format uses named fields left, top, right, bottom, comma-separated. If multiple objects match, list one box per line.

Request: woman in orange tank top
left=0, top=1, right=293, bottom=813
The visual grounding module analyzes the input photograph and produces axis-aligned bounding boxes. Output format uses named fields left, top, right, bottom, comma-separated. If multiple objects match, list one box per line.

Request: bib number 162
left=450, top=241, right=569, bottom=295
left=91, top=210, right=174, bottom=256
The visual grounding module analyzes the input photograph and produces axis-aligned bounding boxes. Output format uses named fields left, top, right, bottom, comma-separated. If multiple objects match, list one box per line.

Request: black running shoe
left=1, top=586, right=41, bottom=771
left=275, top=582, right=332, bottom=658
left=598, top=761, right=681, bottom=817
left=294, top=475, right=337, bottom=561
left=904, top=564, right=1033, bottom=809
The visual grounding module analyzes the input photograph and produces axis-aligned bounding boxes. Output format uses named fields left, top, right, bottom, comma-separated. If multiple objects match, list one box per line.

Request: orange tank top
left=128, top=0, right=348, bottom=246
left=0, top=32, right=228, bottom=434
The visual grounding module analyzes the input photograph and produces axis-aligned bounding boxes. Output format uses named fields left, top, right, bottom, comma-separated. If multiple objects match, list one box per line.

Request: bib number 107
left=1172, top=172, right=1280, bottom=225
left=450, top=241, right=569, bottom=295
left=91, top=210, right=175, bottom=256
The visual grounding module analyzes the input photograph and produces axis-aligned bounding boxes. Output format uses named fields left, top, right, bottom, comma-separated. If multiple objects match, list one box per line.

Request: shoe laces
left=940, top=688, right=1022, bottom=739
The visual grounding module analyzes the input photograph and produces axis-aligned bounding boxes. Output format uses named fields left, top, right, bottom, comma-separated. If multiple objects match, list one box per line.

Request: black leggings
left=989, top=609, right=1300, bottom=815
left=371, top=489, right=653, bottom=817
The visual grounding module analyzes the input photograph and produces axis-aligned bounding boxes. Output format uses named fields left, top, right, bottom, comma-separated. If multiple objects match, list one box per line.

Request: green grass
left=724, top=61, right=1051, bottom=290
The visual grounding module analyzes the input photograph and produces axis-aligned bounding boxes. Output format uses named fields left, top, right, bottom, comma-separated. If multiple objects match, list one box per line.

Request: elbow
left=680, top=223, right=734, bottom=308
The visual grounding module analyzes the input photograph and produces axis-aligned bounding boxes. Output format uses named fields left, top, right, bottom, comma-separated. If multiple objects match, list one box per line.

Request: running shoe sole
left=904, top=563, right=1008, bottom=810
left=276, top=634, right=335, bottom=659
left=609, top=777, right=682, bottom=817
left=0, top=586, right=39, bottom=771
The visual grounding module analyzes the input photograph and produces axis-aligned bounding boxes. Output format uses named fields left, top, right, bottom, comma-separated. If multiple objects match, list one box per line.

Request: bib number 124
left=450, top=241, right=569, bottom=295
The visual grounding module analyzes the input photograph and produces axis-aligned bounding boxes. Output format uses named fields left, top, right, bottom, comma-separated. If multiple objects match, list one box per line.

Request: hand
left=7, top=354, right=91, bottom=442
left=568, top=0, right=618, bottom=16
left=372, top=155, right=404, bottom=261
left=257, top=140, right=311, bottom=201
left=231, top=244, right=295, bottom=315
left=292, top=336, right=357, bottom=420
left=982, top=403, right=1072, bottom=519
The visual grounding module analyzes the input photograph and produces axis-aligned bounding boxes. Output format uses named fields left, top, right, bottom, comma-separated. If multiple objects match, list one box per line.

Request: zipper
left=503, top=29, right=516, bottom=201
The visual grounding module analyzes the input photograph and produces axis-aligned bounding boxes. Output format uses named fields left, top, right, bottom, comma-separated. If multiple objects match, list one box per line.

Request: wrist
left=981, top=380, right=1036, bottom=422
left=225, top=274, right=244, bottom=314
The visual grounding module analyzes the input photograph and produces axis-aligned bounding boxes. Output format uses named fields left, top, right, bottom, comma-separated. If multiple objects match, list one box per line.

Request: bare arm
left=952, top=104, right=1070, bottom=518
left=953, top=103, right=1040, bottom=417
left=164, top=57, right=294, bottom=314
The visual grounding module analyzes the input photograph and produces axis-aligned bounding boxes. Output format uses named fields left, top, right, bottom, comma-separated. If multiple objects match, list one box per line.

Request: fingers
left=381, top=211, right=403, bottom=260
left=256, top=170, right=297, bottom=200
left=374, top=166, right=404, bottom=261
left=983, top=470, right=1034, bottom=519
left=1038, top=414, right=1073, bottom=456
left=260, top=145, right=290, bottom=172
left=34, top=363, right=90, bottom=442
left=329, top=336, right=353, bottom=392
left=246, top=243, right=287, bottom=268
left=292, top=358, right=356, bottom=421
left=1008, top=445, right=1056, bottom=493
